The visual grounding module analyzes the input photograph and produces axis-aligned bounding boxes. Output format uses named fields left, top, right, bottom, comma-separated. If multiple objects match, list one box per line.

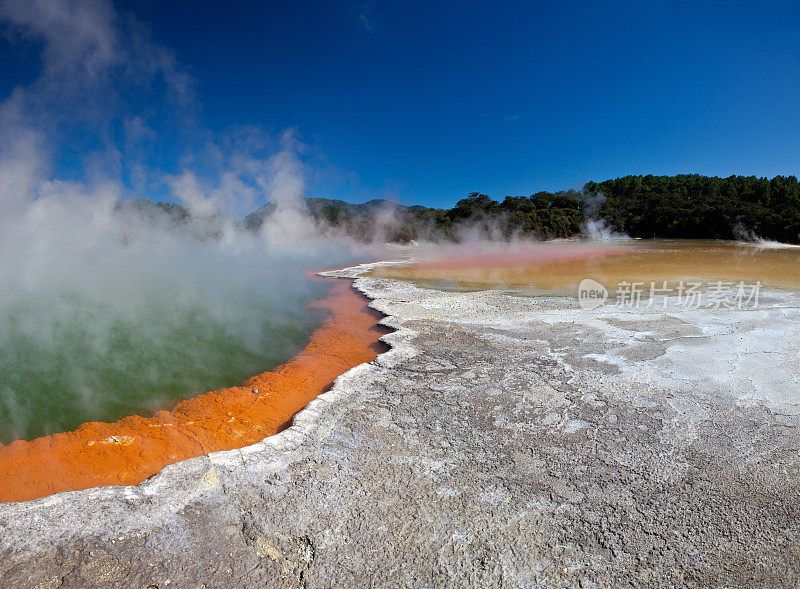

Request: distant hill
left=241, top=193, right=589, bottom=242
left=242, top=197, right=427, bottom=232
left=121, top=175, right=800, bottom=245
left=114, top=199, right=190, bottom=223
left=588, top=174, right=800, bottom=243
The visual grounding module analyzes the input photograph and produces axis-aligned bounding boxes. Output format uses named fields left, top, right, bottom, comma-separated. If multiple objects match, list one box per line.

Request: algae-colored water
left=0, top=282, right=328, bottom=444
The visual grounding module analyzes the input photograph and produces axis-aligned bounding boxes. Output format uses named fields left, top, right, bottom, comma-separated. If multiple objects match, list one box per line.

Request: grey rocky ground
left=1, top=262, right=799, bottom=588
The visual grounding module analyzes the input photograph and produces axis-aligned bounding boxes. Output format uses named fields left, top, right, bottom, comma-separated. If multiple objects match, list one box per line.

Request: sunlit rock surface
left=1, top=262, right=799, bottom=587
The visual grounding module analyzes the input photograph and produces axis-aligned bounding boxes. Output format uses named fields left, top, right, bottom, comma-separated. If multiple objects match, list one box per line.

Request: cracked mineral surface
left=1, top=261, right=799, bottom=588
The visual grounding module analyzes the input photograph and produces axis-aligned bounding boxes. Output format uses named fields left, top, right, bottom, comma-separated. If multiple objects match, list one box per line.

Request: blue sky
left=2, top=0, right=800, bottom=208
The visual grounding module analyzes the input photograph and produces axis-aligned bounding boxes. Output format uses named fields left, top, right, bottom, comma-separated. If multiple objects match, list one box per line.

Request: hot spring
left=372, top=239, right=800, bottom=294
left=0, top=279, right=330, bottom=443
left=0, top=202, right=356, bottom=445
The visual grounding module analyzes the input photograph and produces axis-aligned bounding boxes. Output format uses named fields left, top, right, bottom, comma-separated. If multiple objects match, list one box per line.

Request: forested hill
left=383, top=174, right=800, bottom=244
left=311, top=174, right=799, bottom=244
left=123, top=174, right=800, bottom=245
left=587, top=174, right=800, bottom=243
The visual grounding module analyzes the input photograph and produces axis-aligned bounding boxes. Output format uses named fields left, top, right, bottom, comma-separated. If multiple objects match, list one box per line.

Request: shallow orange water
left=0, top=278, right=388, bottom=503
left=374, top=240, right=800, bottom=292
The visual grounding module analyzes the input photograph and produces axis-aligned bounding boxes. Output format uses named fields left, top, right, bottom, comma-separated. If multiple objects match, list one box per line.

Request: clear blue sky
left=2, top=0, right=800, bottom=208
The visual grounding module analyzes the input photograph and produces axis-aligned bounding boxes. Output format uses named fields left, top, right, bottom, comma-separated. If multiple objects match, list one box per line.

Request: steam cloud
left=581, top=192, right=628, bottom=241
left=0, top=0, right=366, bottom=441
left=732, top=222, right=800, bottom=250
left=0, top=0, right=634, bottom=441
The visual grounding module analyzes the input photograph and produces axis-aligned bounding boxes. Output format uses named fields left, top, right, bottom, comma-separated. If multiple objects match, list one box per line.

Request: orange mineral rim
left=0, top=277, right=389, bottom=503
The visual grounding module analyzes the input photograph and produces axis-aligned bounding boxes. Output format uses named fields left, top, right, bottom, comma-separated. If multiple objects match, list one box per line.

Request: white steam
left=582, top=218, right=629, bottom=241
left=732, top=222, right=800, bottom=250
left=581, top=192, right=629, bottom=240
left=0, top=0, right=368, bottom=441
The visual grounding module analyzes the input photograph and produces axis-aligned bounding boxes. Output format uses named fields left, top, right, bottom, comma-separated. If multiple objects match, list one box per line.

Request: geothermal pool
left=3, top=238, right=798, bottom=503
left=0, top=277, right=388, bottom=502
left=0, top=279, right=329, bottom=444
left=373, top=239, right=800, bottom=293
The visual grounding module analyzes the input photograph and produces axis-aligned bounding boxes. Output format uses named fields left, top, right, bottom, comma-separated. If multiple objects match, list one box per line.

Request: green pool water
left=0, top=282, right=329, bottom=444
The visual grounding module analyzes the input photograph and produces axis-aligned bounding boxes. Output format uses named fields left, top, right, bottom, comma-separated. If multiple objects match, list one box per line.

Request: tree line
left=365, top=174, right=800, bottom=244
left=123, top=174, right=800, bottom=244
left=586, top=174, right=800, bottom=243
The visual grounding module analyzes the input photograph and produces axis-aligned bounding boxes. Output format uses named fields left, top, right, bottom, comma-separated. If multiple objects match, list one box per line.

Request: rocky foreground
left=1, top=263, right=800, bottom=587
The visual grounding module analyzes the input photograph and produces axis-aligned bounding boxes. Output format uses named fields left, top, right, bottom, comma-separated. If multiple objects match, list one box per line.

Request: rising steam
left=0, top=0, right=365, bottom=441
left=581, top=192, right=629, bottom=240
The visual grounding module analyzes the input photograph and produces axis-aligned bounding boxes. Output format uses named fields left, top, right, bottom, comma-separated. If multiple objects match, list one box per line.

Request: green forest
left=587, top=174, right=800, bottom=243
left=368, top=174, right=800, bottom=244
left=134, top=174, right=800, bottom=245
